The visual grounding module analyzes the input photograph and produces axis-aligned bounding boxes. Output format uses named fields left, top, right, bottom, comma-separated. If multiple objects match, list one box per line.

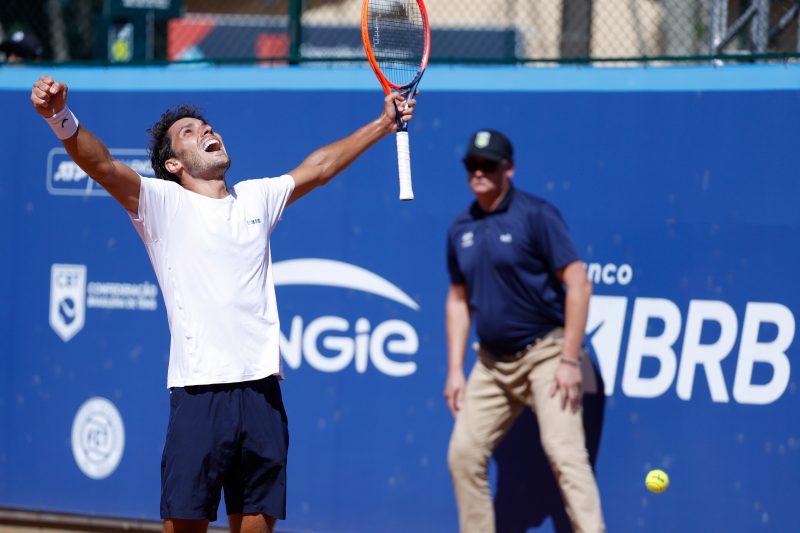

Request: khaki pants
left=448, top=329, right=605, bottom=533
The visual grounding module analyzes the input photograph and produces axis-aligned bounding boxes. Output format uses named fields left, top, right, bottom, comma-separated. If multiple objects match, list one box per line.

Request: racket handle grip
left=395, top=131, right=414, bottom=201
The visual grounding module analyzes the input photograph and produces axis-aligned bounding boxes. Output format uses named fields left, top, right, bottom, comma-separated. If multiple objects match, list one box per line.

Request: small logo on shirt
left=461, top=231, right=474, bottom=248
left=246, top=217, right=262, bottom=225
left=500, top=233, right=513, bottom=243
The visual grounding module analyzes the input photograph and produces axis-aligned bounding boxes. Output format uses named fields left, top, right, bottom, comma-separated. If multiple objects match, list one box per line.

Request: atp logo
left=47, top=147, right=154, bottom=197
left=49, top=264, right=87, bottom=342
left=274, top=258, right=420, bottom=377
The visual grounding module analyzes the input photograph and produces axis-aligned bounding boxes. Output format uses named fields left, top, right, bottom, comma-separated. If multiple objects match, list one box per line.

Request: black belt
left=474, top=338, right=543, bottom=363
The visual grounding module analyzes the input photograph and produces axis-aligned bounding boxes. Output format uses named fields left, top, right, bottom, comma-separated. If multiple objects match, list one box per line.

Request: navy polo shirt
left=446, top=186, right=581, bottom=355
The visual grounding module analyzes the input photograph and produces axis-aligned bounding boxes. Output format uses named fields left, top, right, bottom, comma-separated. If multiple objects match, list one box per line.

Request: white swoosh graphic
left=273, top=258, right=420, bottom=311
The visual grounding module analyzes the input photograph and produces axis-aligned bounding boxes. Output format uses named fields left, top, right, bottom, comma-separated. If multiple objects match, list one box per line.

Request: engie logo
left=49, top=263, right=159, bottom=342
left=274, top=259, right=419, bottom=377
left=46, top=147, right=155, bottom=196
left=586, top=296, right=795, bottom=405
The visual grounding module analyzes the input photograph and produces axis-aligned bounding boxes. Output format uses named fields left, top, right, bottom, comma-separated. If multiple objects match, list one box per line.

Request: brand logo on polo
left=50, top=264, right=87, bottom=342
left=500, top=233, right=512, bottom=243
left=274, top=258, right=420, bottom=377
left=461, top=231, right=474, bottom=248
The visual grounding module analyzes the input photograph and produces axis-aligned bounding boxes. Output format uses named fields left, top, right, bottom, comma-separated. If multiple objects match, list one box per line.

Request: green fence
left=2, top=0, right=799, bottom=65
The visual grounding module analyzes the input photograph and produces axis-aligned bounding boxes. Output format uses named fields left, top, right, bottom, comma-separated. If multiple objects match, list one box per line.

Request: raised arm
left=286, top=91, right=415, bottom=205
left=30, top=75, right=141, bottom=213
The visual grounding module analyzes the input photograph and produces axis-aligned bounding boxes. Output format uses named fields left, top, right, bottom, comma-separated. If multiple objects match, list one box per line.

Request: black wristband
left=560, top=357, right=581, bottom=368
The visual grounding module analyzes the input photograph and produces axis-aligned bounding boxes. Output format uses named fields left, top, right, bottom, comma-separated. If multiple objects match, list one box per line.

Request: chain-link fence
left=1, top=0, right=799, bottom=65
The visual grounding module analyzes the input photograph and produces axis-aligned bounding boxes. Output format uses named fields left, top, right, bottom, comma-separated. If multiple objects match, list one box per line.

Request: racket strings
left=367, top=0, right=426, bottom=88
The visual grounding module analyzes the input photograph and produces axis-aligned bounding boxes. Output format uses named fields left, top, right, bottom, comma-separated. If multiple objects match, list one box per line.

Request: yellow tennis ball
left=645, top=469, right=669, bottom=493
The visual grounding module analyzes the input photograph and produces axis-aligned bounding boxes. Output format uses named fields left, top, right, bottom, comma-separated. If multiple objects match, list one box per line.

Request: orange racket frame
left=361, top=0, right=431, bottom=95
left=361, top=0, right=431, bottom=201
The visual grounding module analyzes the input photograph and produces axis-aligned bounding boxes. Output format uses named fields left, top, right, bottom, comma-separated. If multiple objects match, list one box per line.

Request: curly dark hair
left=147, top=104, right=208, bottom=183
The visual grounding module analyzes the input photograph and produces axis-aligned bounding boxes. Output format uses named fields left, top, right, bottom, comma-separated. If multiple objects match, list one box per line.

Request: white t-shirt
left=130, top=175, right=295, bottom=388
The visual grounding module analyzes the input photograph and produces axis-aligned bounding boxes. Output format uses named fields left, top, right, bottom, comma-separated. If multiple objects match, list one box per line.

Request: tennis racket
left=361, top=0, right=431, bottom=201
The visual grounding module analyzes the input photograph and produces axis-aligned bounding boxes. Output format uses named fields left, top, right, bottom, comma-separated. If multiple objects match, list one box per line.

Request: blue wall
left=1, top=63, right=798, bottom=532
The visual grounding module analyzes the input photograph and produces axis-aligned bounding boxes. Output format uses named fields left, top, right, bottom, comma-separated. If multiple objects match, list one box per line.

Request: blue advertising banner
left=1, top=64, right=798, bottom=532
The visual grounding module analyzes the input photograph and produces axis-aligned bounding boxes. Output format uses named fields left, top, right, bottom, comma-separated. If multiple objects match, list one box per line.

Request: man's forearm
left=287, top=92, right=413, bottom=204
left=446, top=326, right=468, bottom=373
left=302, top=115, right=394, bottom=185
left=62, top=124, right=117, bottom=182
left=446, top=293, right=471, bottom=373
left=32, top=77, right=141, bottom=214
left=562, top=277, right=592, bottom=361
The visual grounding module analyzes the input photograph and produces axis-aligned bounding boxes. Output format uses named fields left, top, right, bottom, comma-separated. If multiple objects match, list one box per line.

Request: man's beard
left=182, top=149, right=231, bottom=180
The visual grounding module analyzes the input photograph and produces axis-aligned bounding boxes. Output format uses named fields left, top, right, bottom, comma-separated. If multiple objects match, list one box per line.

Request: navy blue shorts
left=160, top=375, right=288, bottom=521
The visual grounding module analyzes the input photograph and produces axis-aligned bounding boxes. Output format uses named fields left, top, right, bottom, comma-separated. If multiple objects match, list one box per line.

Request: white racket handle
left=395, top=131, right=414, bottom=201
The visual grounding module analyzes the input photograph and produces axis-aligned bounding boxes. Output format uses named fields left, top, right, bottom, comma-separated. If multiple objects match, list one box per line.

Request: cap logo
left=474, top=131, right=491, bottom=149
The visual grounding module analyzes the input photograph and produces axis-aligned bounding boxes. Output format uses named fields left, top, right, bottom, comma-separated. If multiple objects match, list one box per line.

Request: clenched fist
left=31, top=75, right=68, bottom=118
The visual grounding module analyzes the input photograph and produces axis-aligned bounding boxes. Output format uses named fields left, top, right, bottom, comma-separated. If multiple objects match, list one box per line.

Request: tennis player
left=30, top=75, right=415, bottom=533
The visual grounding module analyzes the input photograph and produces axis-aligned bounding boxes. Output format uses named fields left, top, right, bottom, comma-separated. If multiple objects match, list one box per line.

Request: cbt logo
left=49, top=264, right=87, bottom=342
left=47, top=147, right=154, bottom=196
left=49, top=263, right=160, bottom=341
left=586, top=296, right=795, bottom=405
left=71, top=397, right=125, bottom=480
left=275, top=259, right=419, bottom=377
